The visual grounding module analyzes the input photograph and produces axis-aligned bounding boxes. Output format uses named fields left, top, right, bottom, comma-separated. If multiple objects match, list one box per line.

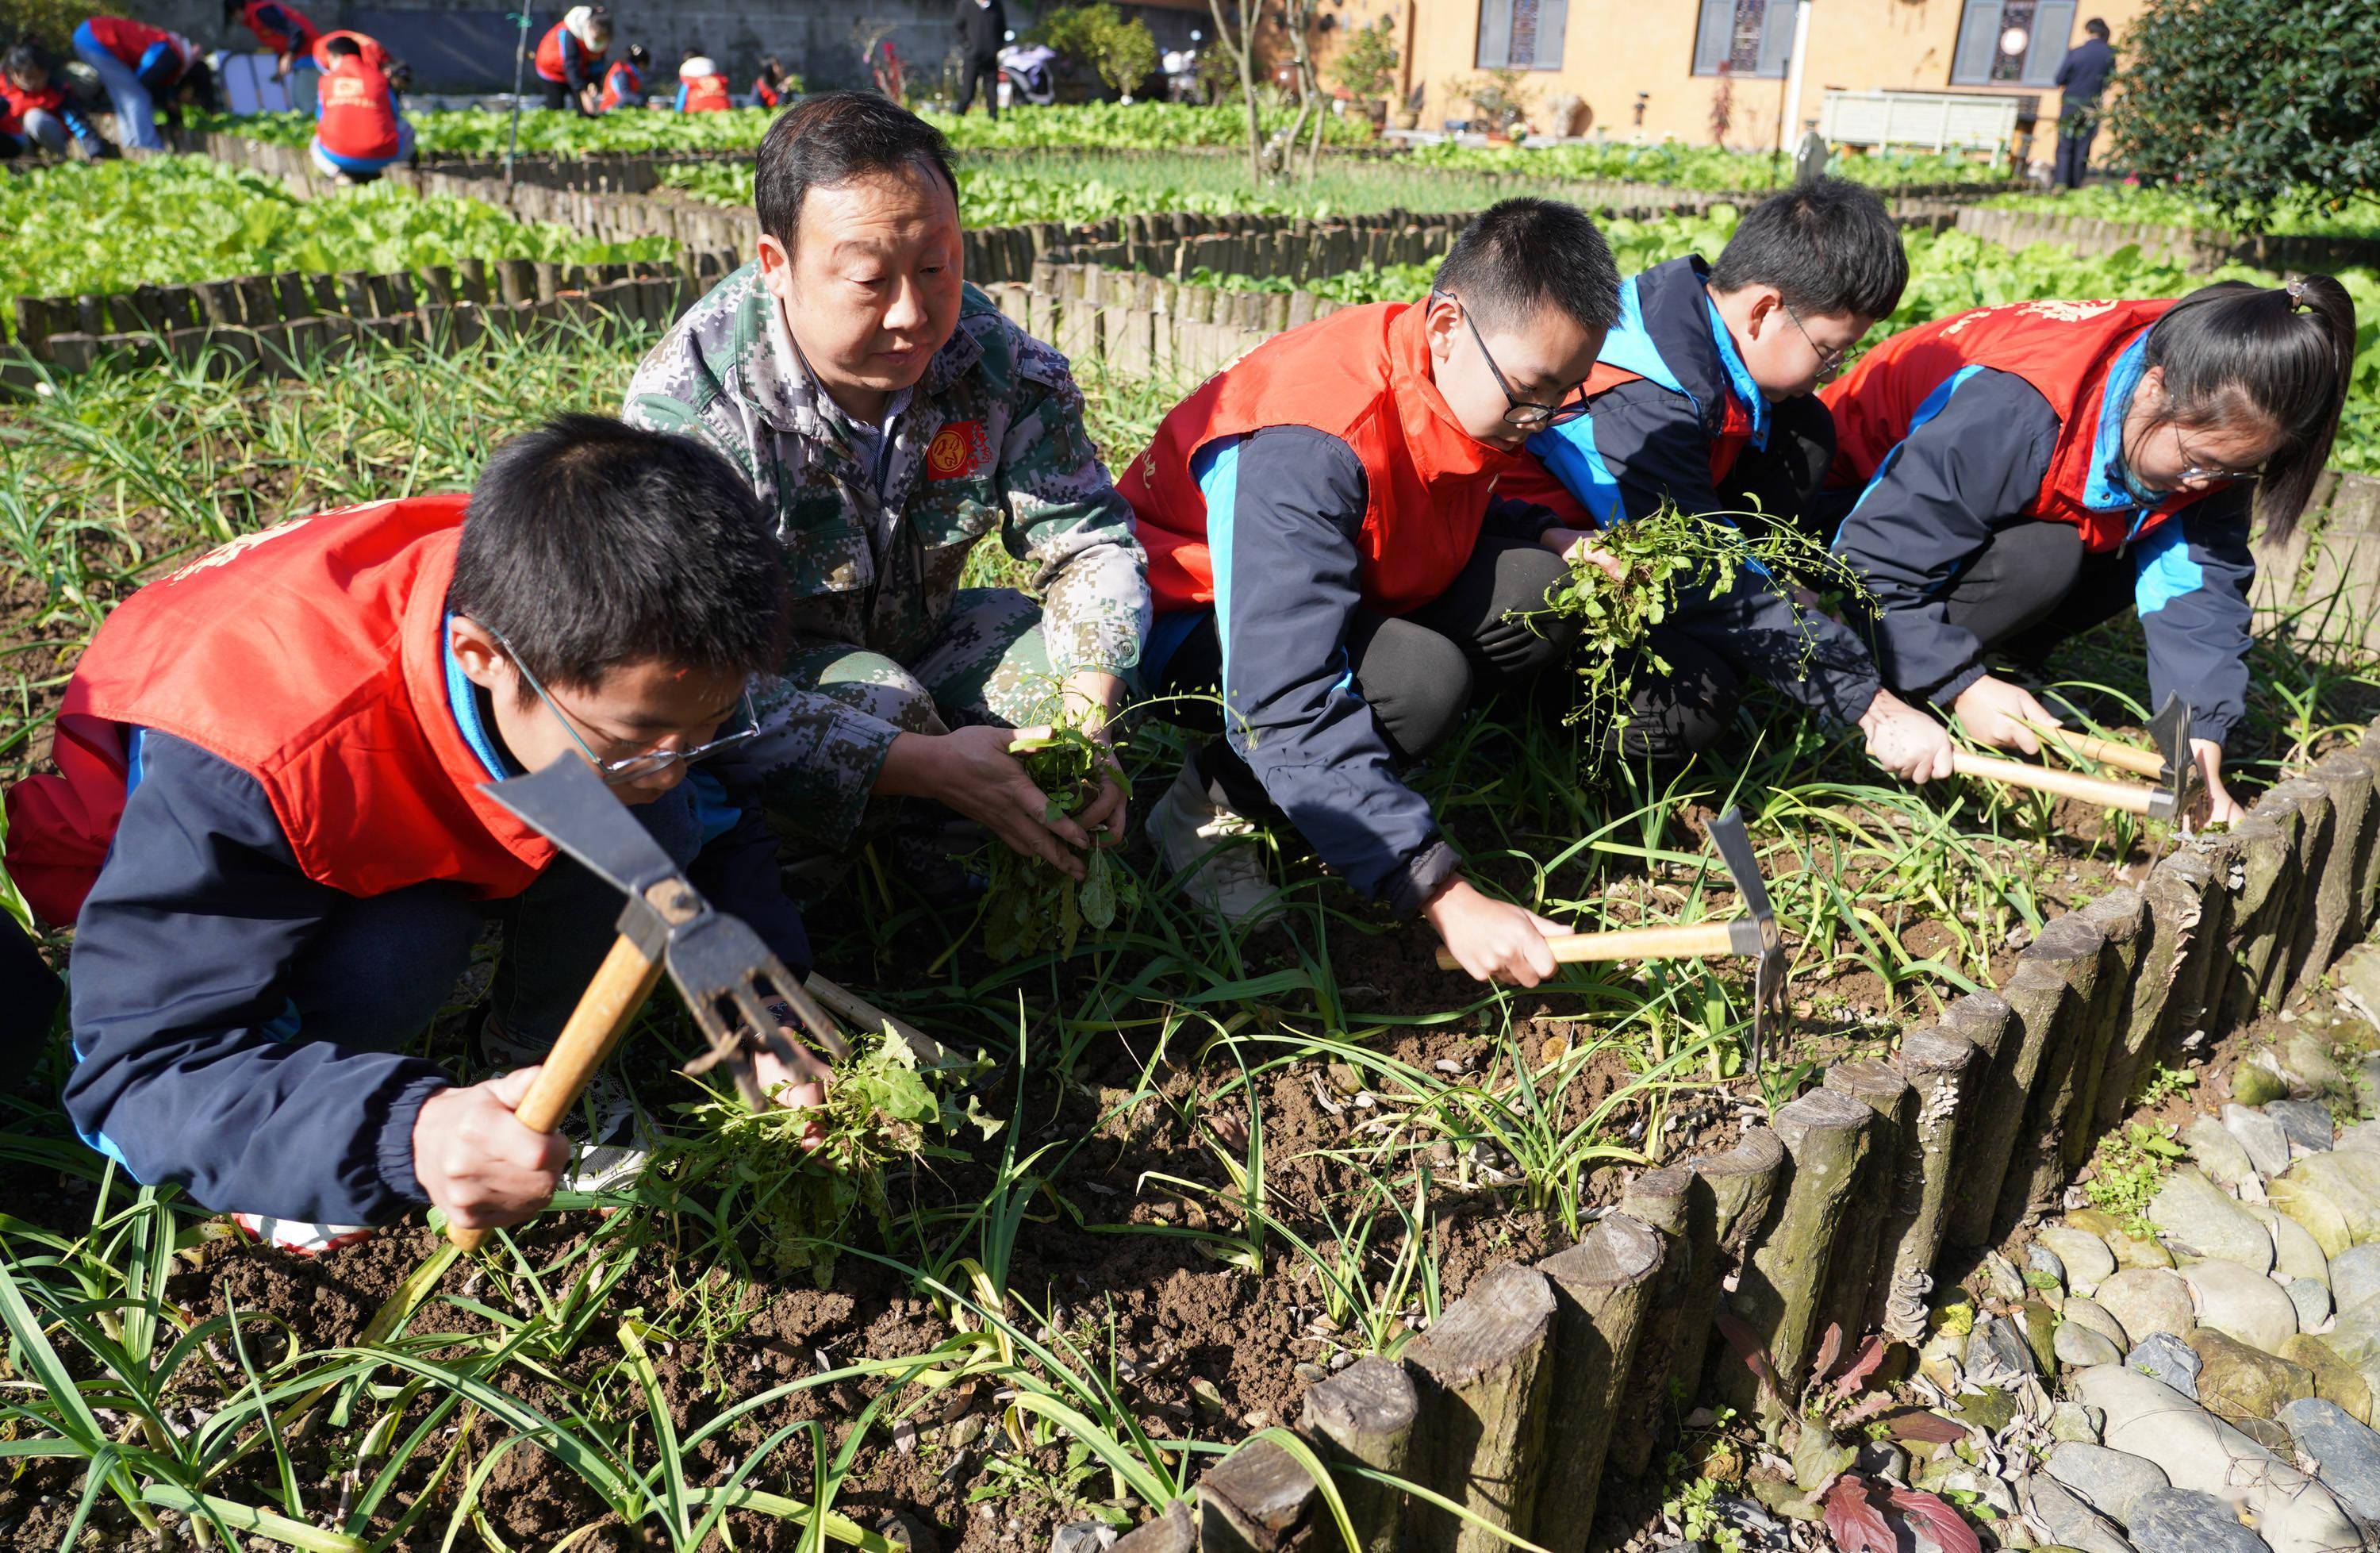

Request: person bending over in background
left=1819, top=279, right=2358, bottom=824
left=309, top=33, right=412, bottom=183
left=71, top=14, right=210, bottom=154
left=623, top=93, right=1148, bottom=904
left=1500, top=178, right=1953, bottom=786
left=599, top=44, right=649, bottom=112
left=3, top=417, right=826, bottom=1255
left=534, top=5, right=609, bottom=114
left=1124, top=199, right=1619, bottom=986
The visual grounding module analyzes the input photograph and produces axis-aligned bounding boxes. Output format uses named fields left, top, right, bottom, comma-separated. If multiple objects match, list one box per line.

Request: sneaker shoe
left=478, top=1015, right=650, bottom=1197
left=230, top=1212, right=375, bottom=1256
left=1144, top=758, right=1282, bottom=929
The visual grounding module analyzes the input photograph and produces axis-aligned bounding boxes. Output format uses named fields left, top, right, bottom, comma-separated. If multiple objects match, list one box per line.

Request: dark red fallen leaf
left=1822, top=1474, right=1895, bottom=1553
left=1713, top=1306, right=1787, bottom=1406
left=1886, top=1486, right=1985, bottom=1553
left=1878, top=1406, right=1969, bottom=1444
left=1812, top=1320, right=1844, bottom=1385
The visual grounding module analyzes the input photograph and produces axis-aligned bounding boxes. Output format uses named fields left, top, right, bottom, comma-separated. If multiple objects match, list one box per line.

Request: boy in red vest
left=1124, top=199, right=1618, bottom=986
left=534, top=5, right=609, bottom=114
left=4, top=416, right=828, bottom=1252
left=309, top=34, right=412, bottom=183
left=1499, top=179, right=1952, bottom=784
left=1821, top=279, right=2359, bottom=824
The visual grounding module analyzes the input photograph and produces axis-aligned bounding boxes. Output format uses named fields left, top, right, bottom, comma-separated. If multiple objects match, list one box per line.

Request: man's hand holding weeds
left=413, top=1067, right=568, bottom=1229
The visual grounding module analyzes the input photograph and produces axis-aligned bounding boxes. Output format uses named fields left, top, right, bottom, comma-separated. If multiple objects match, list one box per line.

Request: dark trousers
left=1599, top=391, right=1842, bottom=763
left=1935, top=520, right=2132, bottom=664
left=540, top=78, right=589, bottom=114
left=956, top=52, right=999, bottom=117
left=1160, top=534, right=1576, bottom=817
left=2053, top=106, right=2100, bottom=189
left=281, top=783, right=704, bottom=1059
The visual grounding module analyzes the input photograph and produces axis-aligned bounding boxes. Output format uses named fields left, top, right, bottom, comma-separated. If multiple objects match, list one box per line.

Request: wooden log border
left=1108, top=720, right=2380, bottom=1553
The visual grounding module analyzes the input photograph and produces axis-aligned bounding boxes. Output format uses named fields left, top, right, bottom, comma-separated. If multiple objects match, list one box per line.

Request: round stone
left=2062, top=1297, right=2132, bottom=1352
left=2040, top=1226, right=2119, bottom=1295
left=2124, top=1486, right=2274, bottom=1553
left=2097, top=1268, right=2197, bottom=1344
left=2044, top=1440, right=2171, bottom=1524
left=2057, top=1321, right=2125, bottom=1370
left=2148, top=1169, right=2273, bottom=1273
left=2180, top=1258, right=2301, bottom=1353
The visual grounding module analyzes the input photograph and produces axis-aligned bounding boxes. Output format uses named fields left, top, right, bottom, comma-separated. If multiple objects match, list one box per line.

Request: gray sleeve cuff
left=1383, top=840, right=1463, bottom=921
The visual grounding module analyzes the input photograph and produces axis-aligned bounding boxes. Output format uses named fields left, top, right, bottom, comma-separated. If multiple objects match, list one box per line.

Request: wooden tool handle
left=1952, top=752, right=2155, bottom=815
left=2018, top=721, right=2167, bottom=779
left=447, top=928, right=667, bottom=1253
left=1434, top=920, right=1737, bottom=971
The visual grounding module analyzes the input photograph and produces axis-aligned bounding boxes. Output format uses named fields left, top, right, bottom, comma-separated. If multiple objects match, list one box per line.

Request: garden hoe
left=445, top=752, right=848, bottom=1252
left=1434, top=805, right=1788, bottom=1074
left=1952, top=692, right=2201, bottom=825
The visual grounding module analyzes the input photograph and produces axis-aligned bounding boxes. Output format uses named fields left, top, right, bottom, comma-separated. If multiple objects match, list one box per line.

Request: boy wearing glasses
left=1121, top=199, right=1619, bottom=986
left=6, top=416, right=827, bottom=1251
left=1501, top=179, right=1952, bottom=783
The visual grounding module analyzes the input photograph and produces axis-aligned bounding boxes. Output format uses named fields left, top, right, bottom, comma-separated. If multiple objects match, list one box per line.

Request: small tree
left=2109, top=0, right=2380, bottom=233
left=1471, top=67, right=1531, bottom=136
left=1327, top=13, right=1399, bottom=110
left=1038, top=3, right=1160, bottom=102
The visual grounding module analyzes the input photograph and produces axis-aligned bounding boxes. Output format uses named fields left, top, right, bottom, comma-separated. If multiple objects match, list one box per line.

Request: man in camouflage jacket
left=624, top=92, right=1147, bottom=891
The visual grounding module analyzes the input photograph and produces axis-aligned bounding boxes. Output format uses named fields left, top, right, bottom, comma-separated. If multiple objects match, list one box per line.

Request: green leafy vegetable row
left=1403, top=140, right=2013, bottom=191
left=1980, top=183, right=2380, bottom=242
left=193, top=101, right=1372, bottom=156
left=0, top=156, right=672, bottom=333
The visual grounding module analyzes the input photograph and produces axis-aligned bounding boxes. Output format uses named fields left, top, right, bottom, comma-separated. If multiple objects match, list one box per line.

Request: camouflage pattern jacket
left=623, top=265, right=1150, bottom=828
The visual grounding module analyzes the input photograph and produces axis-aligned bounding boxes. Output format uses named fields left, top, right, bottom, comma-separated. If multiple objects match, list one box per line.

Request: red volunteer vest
left=682, top=72, right=731, bottom=111
left=1121, top=302, right=1521, bottom=617
left=239, top=1, right=320, bottom=52
left=317, top=56, right=400, bottom=159
left=3, top=496, right=556, bottom=928
left=87, top=17, right=182, bottom=69
left=535, top=22, right=601, bottom=83
left=311, top=29, right=392, bottom=73
left=1493, top=359, right=1760, bottom=527
left=1823, top=298, right=2194, bottom=552
left=599, top=60, right=641, bottom=111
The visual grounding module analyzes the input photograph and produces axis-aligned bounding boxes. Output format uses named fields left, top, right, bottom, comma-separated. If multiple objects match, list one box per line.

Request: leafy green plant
left=649, top=1030, right=997, bottom=1285
left=1035, top=3, right=1160, bottom=101
left=2082, top=1121, right=2186, bottom=1232
left=977, top=721, right=1138, bottom=961
left=1327, top=16, right=1401, bottom=108
left=1510, top=504, right=1869, bottom=759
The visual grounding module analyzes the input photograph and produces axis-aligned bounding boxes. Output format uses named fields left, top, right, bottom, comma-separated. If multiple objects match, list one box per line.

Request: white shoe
left=230, top=1212, right=375, bottom=1256
left=480, top=1017, right=651, bottom=1197
left=1144, top=758, right=1282, bottom=928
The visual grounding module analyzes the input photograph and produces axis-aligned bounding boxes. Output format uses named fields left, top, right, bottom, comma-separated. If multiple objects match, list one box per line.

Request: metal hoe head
left=2144, top=692, right=2205, bottom=824
left=486, top=755, right=844, bottom=1105
left=1706, top=805, right=1787, bottom=1078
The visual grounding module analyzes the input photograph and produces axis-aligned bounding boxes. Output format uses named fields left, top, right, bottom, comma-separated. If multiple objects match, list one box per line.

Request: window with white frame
left=1950, top=0, right=2078, bottom=87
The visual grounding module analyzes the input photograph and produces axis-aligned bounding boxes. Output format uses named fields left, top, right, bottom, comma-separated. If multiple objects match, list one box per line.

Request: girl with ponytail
left=1818, top=275, right=2356, bottom=823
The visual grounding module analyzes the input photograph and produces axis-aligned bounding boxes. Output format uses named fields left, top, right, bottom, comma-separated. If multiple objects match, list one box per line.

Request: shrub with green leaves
left=2109, top=0, right=2380, bottom=236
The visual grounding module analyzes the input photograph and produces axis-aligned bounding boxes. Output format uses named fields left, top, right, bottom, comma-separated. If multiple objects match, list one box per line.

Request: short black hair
left=448, top=415, right=788, bottom=698
left=323, top=35, right=360, bottom=60
left=2084, top=17, right=2111, bottom=40
left=2145, top=277, right=2359, bottom=538
left=1430, top=198, right=1620, bottom=334
left=2, top=39, right=52, bottom=83
left=627, top=43, right=649, bottom=65
left=1710, top=178, right=1909, bottom=321
left=755, top=90, right=959, bottom=257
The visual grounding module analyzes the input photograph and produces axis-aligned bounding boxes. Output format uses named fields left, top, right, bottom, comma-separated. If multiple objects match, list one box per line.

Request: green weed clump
left=654, top=1031, right=998, bottom=1286
left=2082, top=1121, right=2186, bottom=1233
left=1511, top=505, right=1867, bottom=758
left=978, top=722, right=1138, bottom=962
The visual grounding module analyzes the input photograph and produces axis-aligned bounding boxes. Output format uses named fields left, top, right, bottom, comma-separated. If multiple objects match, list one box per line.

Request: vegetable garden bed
left=6, top=150, right=2380, bottom=1553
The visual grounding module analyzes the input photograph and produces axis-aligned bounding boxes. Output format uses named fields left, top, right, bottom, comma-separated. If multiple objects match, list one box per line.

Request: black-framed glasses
left=1434, top=291, right=1588, bottom=431
left=1782, top=303, right=1849, bottom=383
left=482, top=621, right=760, bottom=784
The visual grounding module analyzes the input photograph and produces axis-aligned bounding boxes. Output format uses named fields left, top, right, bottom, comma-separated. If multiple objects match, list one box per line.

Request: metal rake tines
left=669, top=915, right=848, bottom=1105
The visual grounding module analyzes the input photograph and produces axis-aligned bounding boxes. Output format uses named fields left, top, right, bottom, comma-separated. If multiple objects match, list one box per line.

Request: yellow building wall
left=1382, top=0, right=2154, bottom=161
